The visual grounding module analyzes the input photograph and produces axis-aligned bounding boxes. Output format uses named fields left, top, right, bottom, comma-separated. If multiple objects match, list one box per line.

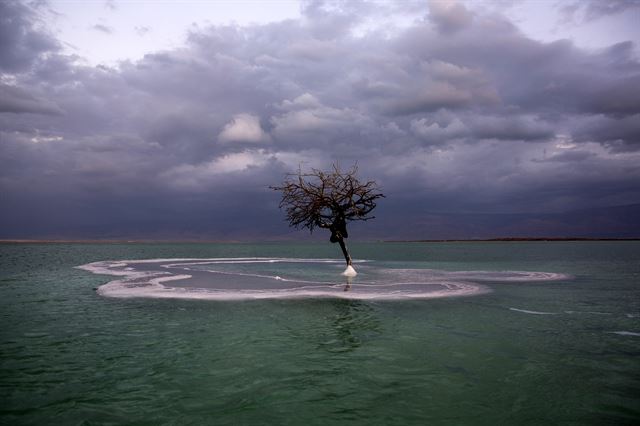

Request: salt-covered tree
left=271, top=164, right=384, bottom=276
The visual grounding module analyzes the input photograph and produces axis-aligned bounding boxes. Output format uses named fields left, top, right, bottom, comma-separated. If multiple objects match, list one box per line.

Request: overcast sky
left=1, top=0, right=640, bottom=240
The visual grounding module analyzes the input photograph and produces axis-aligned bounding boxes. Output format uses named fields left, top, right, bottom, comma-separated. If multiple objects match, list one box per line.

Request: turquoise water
left=1, top=242, right=639, bottom=425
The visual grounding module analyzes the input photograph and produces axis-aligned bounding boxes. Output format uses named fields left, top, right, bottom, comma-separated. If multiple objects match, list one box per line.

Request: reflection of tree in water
left=343, top=275, right=352, bottom=292
left=318, top=300, right=382, bottom=353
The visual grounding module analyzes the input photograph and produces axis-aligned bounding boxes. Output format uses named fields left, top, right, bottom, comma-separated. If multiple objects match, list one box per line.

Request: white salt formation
left=341, top=265, right=357, bottom=277
left=76, top=258, right=570, bottom=301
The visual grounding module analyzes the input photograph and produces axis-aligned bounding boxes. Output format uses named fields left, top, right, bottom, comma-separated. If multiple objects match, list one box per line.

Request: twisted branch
left=270, top=164, right=385, bottom=235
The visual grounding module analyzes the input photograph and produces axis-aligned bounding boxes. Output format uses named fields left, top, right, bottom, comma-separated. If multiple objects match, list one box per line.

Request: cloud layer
left=1, top=0, right=639, bottom=239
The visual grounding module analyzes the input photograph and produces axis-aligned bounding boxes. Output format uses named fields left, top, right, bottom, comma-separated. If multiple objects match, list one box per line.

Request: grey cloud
left=385, top=82, right=481, bottom=115
left=560, top=0, right=640, bottom=23
left=351, top=77, right=400, bottom=99
left=396, top=20, right=640, bottom=119
left=427, top=0, right=474, bottom=34
left=573, top=114, right=640, bottom=151
left=286, top=38, right=345, bottom=61
left=533, top=150, right=596, bottom=163
left=218, top=114, right=270, bottom=144
left=581, top=75, right=640, bottom=116
left=270, top=93, right=373, bottom=144
left=599, top=41, right=640, bottom=72
left=410, top=113, right=554, bottom=144
left=468, top=115, right=554, bottom=142
left=135, top=26, right=150, bottom=36
left=92, top=24, right=114, bottom=34
left=411, top=116, right=467, bottom=143
left=0, top=0, right=59, bottom=72
left=300, top=0, right=364, bottom=39
left=0, top=84, right=64, bottom=115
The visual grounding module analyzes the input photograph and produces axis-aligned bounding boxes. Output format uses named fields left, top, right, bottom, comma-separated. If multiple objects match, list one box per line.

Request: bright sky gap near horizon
left=1, top=0, right=640, bottom=240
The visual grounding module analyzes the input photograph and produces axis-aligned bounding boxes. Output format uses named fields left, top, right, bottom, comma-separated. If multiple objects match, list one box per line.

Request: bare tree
left=271, top=164, right=384, bottom=274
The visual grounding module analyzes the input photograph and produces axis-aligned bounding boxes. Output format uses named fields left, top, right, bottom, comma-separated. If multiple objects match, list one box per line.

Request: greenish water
left=1, top=242, right=639, bottom=425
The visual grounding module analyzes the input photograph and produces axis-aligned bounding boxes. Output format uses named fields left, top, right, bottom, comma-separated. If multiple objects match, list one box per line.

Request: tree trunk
left=337, top=237, right=352, bottom=266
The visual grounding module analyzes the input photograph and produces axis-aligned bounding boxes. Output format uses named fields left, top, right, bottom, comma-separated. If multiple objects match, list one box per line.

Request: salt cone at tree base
left=342, top=265, right=357, bottom=277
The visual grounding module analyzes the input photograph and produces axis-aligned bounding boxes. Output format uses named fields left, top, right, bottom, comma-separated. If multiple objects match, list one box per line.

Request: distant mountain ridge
left=2, top=204, right=639, bottom=242
left=352, top=203, right=640, bottom=241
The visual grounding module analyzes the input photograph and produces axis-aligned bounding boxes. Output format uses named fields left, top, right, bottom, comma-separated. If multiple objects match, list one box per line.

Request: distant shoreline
left=0, top=239, right=243, bottom=244
left=1, top=237, right=639, bottom=244
left=383, top=237, right=640, bottom=242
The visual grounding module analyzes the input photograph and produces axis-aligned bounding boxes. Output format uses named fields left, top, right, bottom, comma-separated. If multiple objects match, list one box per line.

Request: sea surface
left=1, top=241, right=639, bottom=425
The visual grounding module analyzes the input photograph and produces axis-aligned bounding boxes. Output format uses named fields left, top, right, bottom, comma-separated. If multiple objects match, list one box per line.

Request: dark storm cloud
left=572, top=114, right=640, bottom=151
left=1, top=0, right=639, bottom=239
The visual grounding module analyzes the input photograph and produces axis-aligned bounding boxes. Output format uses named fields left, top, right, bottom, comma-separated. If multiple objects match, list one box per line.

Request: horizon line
left=1, top=237, right=639, bottom=244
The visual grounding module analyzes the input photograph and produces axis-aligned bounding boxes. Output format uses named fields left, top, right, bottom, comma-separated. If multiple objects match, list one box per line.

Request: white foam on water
left=448, top=270, right=571, bottom=282
left=610, top=331, right=640, bottom=337
left=509, top=307, right=560, bottom=315
left=77, top=258, right=568, bottom=301
left=511, top=308, right=619, bottom=316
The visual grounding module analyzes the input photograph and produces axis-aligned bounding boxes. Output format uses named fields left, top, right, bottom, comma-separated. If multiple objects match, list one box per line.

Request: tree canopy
left=271, top=164, right=384, bottom=268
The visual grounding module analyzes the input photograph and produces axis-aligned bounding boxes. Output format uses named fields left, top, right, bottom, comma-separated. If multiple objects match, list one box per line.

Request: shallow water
left=1, top=242, right=639, bottom=425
